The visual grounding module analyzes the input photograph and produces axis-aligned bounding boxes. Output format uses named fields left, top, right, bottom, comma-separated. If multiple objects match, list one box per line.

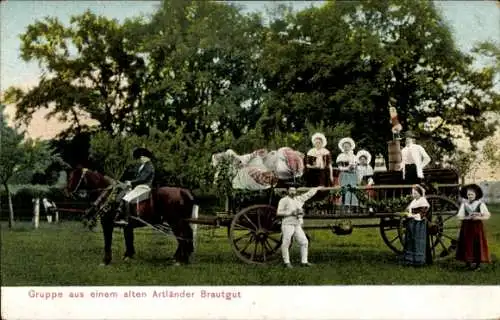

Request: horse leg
left=172, top=228, right=182, bottom=265
left=101, top=217, right=114, bottom=265
left=180, top=220, right=194, bottom=264
left=174, top=220, right=193, bottom=265
left=123, top=225, right=136, bottom=260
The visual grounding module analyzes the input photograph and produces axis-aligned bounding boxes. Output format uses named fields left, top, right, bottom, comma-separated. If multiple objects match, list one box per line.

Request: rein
left=70, top=168, right=121, bottom=195
left=69, top=168, right=88, bottom=197
left=72, top=168, right=194, bottom=243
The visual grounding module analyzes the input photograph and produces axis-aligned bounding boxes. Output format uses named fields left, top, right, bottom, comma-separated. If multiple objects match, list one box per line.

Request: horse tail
left=179, top=189, right=196, bottom=256
left=181, top=188, right=198, bottom=219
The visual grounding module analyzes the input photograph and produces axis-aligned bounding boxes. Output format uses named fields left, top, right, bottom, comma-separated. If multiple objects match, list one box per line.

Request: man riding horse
left=115, top=147, right=155, bottom=226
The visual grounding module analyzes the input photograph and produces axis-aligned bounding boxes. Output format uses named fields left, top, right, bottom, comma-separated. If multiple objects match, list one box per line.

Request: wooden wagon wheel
left=425, top=195, right=460, bottom=260
left=228, top=204, right=282, bottom=265
left=379, top=195, right=460, bottom=259
left=379, top=216, right=406, bottom=254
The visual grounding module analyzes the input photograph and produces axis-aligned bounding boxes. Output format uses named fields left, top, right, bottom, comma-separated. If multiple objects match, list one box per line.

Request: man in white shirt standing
left=400, top=131, right=431, bottom=184
left=277, top=186, right=322, bottom=268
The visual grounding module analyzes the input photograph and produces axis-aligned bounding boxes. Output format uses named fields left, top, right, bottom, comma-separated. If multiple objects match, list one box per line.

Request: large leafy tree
left=3, top=11, right=148, bottom=134
left=257, top=1, right=500, bottom=158
left=0, top=105, right=58, bottom=228
left=138, top=0, right=267, bottom=138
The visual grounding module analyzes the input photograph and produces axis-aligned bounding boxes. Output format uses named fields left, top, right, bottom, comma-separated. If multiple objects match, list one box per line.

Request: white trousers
left=122, top=185, right=151, bottom=203
left=281, top=224, right=309, bottom=264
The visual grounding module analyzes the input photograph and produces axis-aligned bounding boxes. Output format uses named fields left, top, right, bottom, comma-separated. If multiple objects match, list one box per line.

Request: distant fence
left=0, top=192, right=224, bottom=223
left=479, top=181, right=500, bottom=204
left=0, top=196, right=89, bottom=222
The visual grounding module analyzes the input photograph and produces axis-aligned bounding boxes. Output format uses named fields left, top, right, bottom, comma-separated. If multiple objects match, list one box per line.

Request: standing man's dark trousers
left=404, top=164, right=421, bottom=184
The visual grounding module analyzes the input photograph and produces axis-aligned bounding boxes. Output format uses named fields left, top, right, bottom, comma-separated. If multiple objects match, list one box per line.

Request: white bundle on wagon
left=212, top=147, right=305, bottom=190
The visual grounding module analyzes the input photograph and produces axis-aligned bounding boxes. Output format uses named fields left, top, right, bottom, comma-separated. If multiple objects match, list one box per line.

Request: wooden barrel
left=387, top=140, right=402, bottom=171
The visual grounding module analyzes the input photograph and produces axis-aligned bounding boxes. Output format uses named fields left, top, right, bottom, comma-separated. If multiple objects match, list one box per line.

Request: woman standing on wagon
left=336, top=137, right=359, bottom=210
left=305, top=133, right=333, bottom=187
left=455, top=184, right=491, bottom=271
left=402, top=184, right=433, bottom=266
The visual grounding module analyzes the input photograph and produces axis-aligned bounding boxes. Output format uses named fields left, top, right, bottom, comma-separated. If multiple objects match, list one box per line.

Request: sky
left=1, top=1, right=498, bottom=91
left=0, top=1, right=499, bottom=180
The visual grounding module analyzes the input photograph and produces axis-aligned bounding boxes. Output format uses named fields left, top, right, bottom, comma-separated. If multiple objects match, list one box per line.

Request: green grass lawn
left=2, top=206, right=500, bottom=286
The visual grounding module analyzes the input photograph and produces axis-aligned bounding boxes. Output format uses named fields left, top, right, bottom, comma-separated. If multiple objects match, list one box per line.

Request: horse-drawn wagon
left=65, top=145, right=462, bottom=266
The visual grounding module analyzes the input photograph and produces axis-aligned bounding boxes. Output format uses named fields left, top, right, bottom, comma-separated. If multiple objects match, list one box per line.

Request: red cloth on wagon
left=247, top=167, right=278, bottom=186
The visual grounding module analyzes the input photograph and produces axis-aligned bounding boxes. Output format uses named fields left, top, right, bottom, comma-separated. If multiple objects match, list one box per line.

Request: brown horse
left=65, top=166, right=196, bottom=266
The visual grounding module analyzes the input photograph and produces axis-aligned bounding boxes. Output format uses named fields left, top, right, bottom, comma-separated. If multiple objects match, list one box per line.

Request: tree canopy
left=2, top=0, right=499, bottom=190
left=0, top=104, right=59, bottom=227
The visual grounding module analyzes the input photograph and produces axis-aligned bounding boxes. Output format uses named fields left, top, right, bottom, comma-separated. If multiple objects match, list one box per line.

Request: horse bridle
left=69, top=168, right=88, bottom=197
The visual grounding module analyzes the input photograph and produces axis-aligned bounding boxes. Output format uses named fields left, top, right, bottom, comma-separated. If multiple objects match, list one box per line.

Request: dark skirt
left=403, top=219, right=432, bottom=266
left=456, top=220, right=491, bottom=263
left=404, top=164, right=421, bottom=185
left=306, top=168, right=331, bottom=187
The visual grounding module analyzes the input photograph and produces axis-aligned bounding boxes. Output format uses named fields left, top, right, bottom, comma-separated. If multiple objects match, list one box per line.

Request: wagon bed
left=184, top=168, right=461, bottom=265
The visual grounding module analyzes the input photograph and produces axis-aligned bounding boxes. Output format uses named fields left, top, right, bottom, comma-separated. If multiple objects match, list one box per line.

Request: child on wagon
left=455, top=184, right=491, bottom=271
left=401, top=184, right=433, bottom=266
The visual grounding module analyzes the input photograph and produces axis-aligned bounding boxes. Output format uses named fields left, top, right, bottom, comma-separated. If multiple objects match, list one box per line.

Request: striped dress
left=336, top=152, right=358, bottom=206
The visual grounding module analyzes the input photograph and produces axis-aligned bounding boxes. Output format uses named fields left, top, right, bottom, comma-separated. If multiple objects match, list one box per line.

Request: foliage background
left=1, top=0, right=499, bottom=212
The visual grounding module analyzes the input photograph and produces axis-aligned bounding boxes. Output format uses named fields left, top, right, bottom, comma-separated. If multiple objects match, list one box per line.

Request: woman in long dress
left=455, top=184, right=491, bottom=271
left=305, top=133, right=333, bottom=187
left=402, top=184, right=433, bottom=266
left=336, top=137, right=358, bottom=209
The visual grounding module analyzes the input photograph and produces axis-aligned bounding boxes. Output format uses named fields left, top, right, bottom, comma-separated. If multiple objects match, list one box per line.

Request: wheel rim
left=380, top=216, right=405, bottom=254
left=229, top=204, right=282, bottom=264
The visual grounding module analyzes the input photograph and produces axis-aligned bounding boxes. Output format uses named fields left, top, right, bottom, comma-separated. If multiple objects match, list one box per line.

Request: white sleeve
left=456, top=203, right=466, bottom=220
left=335, top=154, right=342, bottom=163
left=367, top=166, right=374, bottom=176
left=478, top=203, right=491, bottom=220
left=295, top=188, right=319, bottom=204
left=420, top=146, right=431, bottom=168
left=401, top=148, right=407, bottom=165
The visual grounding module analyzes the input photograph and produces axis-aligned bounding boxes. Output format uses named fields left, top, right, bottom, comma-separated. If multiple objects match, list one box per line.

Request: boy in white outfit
left=277, top=186, right=322, bottom=268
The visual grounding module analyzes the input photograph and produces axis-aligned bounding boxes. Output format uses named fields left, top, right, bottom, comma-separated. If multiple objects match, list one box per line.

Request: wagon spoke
left=257, top=210, right=262, bottom=229
left=441, top=215, right=455, bottom=224
left=266, top=238, right=279, bottom=251
left=389, top=235, right=400, bottom=244
left=240, top=235, right=254, bottom=253
left=263, top=240, right=274, bottom=253
left=435, top=236, right=448, bottom=251
left=267, top=236, right=281, bottom=244
left=242, top=214, right=258, bottom=230
left=250, top=242, right=258, bottom=261
left=441, top=233, right=457, bottom=241
left=234, top=231, right=253, bottom=243
left=234, top=223, right=252, bottom=231
left=261, top=242, right=267, bottom=262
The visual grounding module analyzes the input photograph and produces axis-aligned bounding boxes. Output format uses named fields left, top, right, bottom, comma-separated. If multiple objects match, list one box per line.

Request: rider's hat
left=133, top=147, right=154, bottom=159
